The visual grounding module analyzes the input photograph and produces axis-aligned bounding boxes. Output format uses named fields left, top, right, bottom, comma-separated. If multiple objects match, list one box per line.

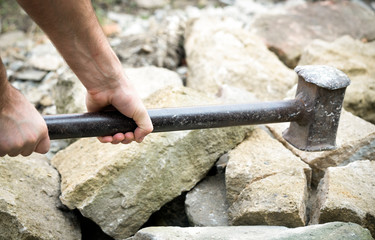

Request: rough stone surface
left=268, top=110, right=375, bottom=185
left=51, top=87, right=253, bottom=239
left=28, top=41, right=64, bottom=71
left=312, top=160, right=375, bottom=238
left=185, top=173, right=229, bottom=226
left=54, top=69, right=87, bottom=114
left=125, top=66, right=183, bottom=99
left=130, top=222, right=373, bottom=240
left=0, top=154, right=81, bottom=240
left=54, top=66, right=183, bottom=114
left=226, top=128, right=311, bottom=227
left=185, top=17, right=296, bottom=101
left=299, top=36, right=375, bottom=124
left=114, top=15, right=184, bottom=70
left=252, top=1, right=375, bottom=68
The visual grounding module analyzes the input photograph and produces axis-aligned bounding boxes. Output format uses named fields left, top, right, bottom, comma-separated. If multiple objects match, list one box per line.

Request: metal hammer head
left=283, top=65, right=351, bottom=151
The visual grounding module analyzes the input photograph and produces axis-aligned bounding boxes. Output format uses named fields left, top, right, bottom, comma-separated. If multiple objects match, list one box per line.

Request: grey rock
left=226, top=128, right=311, bottom=227
left=114, top=15, right=184, bottom=69
left=54, top=69, right=87, bottom=114
left=0, top=154, right=81, bottom=240
left=312, top=160, right=375, bottom=237
left=28, top=41, right=64, bottom=71
left=135, top=0, right=169, bottom=9
left=185, top=173, right=229, bottom=226
left=252, top=1, right=375, bottom=68
left=14, top=68, right=47, bottom=82
left=51, top=87, right=253, bottom=239
left=130, top=222, right=373, bottom=240
left=299, top=36, right=375, bottom=124
left=0, top=31, right=26, bottom=48
left=185, top=16, right=296, bottom=101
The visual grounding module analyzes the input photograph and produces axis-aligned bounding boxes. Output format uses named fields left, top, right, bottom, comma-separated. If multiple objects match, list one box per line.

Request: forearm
left=16, top=0, right=125, bottom=93
left=0, top=58, right=11, bottom=109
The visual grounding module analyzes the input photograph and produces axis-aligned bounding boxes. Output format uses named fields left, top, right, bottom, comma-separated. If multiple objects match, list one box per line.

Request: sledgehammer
left=44, top=65, right=350, bottom=152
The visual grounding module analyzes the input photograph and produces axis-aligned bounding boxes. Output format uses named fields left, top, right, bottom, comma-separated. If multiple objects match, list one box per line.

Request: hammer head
left=283, top=65, right=350, bottom=151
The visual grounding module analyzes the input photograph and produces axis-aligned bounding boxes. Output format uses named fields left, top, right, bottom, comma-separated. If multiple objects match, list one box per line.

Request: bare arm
left=0, top=58, right=49, bottom=157
left=16, top=0, right=153, bottom=143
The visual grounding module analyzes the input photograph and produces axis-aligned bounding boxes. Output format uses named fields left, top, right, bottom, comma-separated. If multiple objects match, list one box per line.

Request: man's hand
left=0, top=84, right=50, bottom=157
left=86, top=76, right=153, bottom=144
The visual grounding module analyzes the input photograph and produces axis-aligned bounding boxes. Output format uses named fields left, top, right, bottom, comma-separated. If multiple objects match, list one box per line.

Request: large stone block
left=0, top=154, right=81, bottom=240
left=226, top=128, right=311, bottom=227
left=268, top=110, right=375, bottom=184
left=130, top=222, right=373, bottom=240
left=299, top=36, right=375, bottom=124
left=185, top=173, right=229, bottom=226
left=185, top=17, right=296, bottom=101
left=312, top=160, right=375, bottom=238
left=51, top=87, right=253, bottom=239
left=251, top=1, right=375, bottom=68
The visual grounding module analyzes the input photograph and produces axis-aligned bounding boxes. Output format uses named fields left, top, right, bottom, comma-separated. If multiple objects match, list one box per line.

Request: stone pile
left=0, top=0, right=375, bottom=239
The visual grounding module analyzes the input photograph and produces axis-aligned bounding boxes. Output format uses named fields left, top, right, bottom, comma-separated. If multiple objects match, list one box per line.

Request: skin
left=0, top=0, right=153, bottom=157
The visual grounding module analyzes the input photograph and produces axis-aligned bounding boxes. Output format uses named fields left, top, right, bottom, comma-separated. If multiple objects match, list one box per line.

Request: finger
left=121, top=135, right=133, bottom=144
left=121, top=132, right=135, bottom=144
left=98, top=136, right=113, bottom=143
left=132, top=109, right=153, bottom=143
left=8, top=148, right=21, bottom=157
left=21, top=143, right=36, bottom=157
left=111, top=133, right=125, bottom=144
left=34, top=136, right=50, bottom=154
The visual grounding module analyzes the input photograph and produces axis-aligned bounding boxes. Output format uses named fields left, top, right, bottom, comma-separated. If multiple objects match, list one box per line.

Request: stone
left=28, top=54, right=63, bottom=72
left=251, top=1, right=375, bottom=68
left=54, top=69, right=87, bottom=114
left=54, top=66, right=183, bottom=115
left=226, top=128, right=311, bottom=227
left=135, top=0, right=169, bottom=9
left=312, top=160, right=375, bottom=238
left=0, top=31, right=26, bottom=48
left=14, top=68, right=47, bottom=82
left=299, top=36, right=375, bottom=124
left=185, top=173, right=229, bottom=226
left=216, top=84, right=259, bottom=104
left=51, top=87, right=253, bottom=239
left=0, top=154, right=81, bottom=240
left=185, top=17, right=296, bottom=101
left=114, top=15, right=184, bottom=69
left=125, top=66, right=183, bottom=99
left=267, top=110, right=375, bottom=185
left=130, top=222, right=373, bottom=240
left=27, top=41, right=64, bottom=71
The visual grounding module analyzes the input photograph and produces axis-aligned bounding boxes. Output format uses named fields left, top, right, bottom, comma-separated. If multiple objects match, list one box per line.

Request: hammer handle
left=44, top=100, right=304, bottom=140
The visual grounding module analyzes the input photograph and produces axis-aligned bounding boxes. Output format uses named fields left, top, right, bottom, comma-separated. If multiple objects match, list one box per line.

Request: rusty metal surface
left=283, top=65, right=350, bottom=151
